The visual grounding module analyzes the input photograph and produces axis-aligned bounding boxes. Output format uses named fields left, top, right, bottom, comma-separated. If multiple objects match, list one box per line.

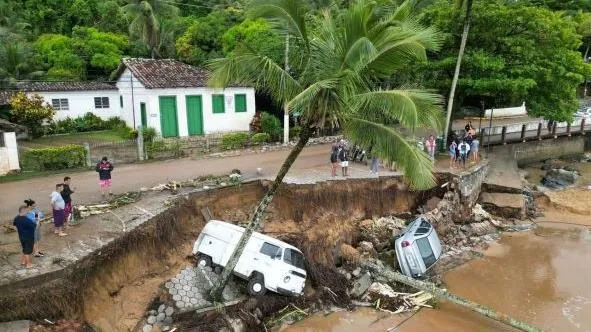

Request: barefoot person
left=425, top=135, right=436, bottom=162
left=96, top=156, right=114, bottom=197
left=61, top=176, right=75, bottom=225
left=330, top=145, right=338, bottom=177
left=14, top=205, right=36, bottom=268
left=50, top=183, right=67, bottom=237
left=448, top=140, right=458, bottom=169
left=338, top=142, right=349, bottom=177
left=25, top=199, right=44, bottom=257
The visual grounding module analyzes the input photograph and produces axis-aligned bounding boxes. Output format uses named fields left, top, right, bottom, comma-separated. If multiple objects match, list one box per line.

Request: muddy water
left=287, top=224, right=591, bottom=331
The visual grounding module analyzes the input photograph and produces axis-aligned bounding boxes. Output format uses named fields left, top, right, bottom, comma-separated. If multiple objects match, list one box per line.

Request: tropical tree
left=122, top=0, right=179, bottom=58
left=206, top=0, right=444, bottom=300
left=442, top=0, right=472, bottom=144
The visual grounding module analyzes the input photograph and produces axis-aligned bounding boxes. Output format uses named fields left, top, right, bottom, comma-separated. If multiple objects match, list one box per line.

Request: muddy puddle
left=287, top=223, right=591, bottom=331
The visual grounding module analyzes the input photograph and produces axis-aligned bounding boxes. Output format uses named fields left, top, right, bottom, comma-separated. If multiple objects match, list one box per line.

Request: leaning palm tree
left=207, top=0, right=444, bottom=300
left=442, top=0, right=473, bottom=144
left=122, top=0, right=179, bottom=58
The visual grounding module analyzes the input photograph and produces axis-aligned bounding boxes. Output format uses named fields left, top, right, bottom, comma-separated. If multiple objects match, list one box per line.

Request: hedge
left=221, top=132, right=249, bottom=150
left=251, top=132, right=271, bottom=145
left=20, top=145, right=87, bottom=171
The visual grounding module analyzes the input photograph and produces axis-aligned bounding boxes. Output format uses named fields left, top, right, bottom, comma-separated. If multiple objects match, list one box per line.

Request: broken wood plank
left=363, top=261, right=541, bottom=332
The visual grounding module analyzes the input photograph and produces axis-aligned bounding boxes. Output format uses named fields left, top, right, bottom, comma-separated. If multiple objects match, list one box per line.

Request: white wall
left=30, top=90, right=122, bottom=121
left=116, top=70, right=256, bottom=137
left=485, top=102, right=527, bottom=118
left=0, top=132, right=19, bottom=175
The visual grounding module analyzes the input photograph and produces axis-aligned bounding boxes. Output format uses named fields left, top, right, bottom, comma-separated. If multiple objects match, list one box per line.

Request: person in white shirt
left=458, top=140, right=471, bottom=168
left=50, top=183, right=67, bottom=237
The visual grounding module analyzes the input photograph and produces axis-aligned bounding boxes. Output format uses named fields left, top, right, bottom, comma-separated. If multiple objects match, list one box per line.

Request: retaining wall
left=511, top=136, right=585, bottom=166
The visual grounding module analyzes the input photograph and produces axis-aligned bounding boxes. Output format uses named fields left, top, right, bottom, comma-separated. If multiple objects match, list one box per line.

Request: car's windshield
left=283, top=248, right=305, bottom=270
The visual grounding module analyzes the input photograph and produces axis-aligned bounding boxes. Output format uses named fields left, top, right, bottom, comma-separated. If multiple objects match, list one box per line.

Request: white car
left=192, top=220, right=307, bottom=296
left=394, top=217, right=442, bottom=278
left=575, top=108, right=591, bottom=118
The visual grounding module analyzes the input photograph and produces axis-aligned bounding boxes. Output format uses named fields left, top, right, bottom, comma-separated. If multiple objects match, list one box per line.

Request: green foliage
left=44, top=113, right=126, bottom=135
left=9, top=92, right=55, bottom=138
left=221, top=132, right=249, bottom=149
left=221, top=19, right=284, bottom=64
left=176, top=8, right=243, bottom=65
left=251, top=132, right=271, bottom=145
left=142, top=127, right=157, bottom=142
left=146, top=138, right=183, bottom=159
left=420, top=0, right=590, bottom=121
left=20, top=145, right=87, bottom=171
left=289, top=125, right=302, bottom=139
left=260, top=112, right=282, bottom=141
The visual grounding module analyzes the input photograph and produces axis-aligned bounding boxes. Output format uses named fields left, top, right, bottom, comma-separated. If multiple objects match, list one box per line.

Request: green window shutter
left=234, top=94, right=247, bottom=113
left=212, top=94, right=225, bottom=114
left=120, top=95, right=123, bottom=108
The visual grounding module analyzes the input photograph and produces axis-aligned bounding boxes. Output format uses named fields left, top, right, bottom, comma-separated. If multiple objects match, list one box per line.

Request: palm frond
left=286, top=78, right=339, bottom=115
left=249, top=0, right=309, bottom=49
left=207, top=54, right=302, bottom=105
left=345, top=117, right=436, bottom=189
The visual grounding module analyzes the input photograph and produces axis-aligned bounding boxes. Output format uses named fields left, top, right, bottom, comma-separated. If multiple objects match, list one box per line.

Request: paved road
left=0, top=144, right=335, bottom=221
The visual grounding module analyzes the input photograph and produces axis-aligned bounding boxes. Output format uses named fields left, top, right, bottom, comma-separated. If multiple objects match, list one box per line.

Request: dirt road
left=0, top=144, right=333, bottom=221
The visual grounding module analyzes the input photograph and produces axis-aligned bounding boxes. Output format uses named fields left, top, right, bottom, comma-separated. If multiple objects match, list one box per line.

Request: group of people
left=12, top=156, right=115, bottom=269
left=448, top=121, right=480, bottom=168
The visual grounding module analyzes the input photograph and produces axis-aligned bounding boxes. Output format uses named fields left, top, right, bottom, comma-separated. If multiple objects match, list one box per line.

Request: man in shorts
left=458, top=140, right=471, bottom=168
left=96, top=156, right=114, bottom=197
left=14, top=205, right=36, bottom=268
left=51, top=183, right=67, bottom=236
left=61, top=176, right=75, bottom=225
left=337, top=142, right=349, bottom=177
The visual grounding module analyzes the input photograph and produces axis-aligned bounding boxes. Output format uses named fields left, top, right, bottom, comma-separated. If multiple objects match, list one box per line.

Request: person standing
left=330, top=145, right=339, bottom=177
left=24, top=199, right=44, bottom=257
left=425, top=135, right=436, bottom=162
left=61, top=176, right=75, bottom=225
left=448, top=140, right=458, bottom=169
left=338, top=143, right=349, bottom=177
left=50, top=184, right=67, bottom=237
left=471, top=136, right=480, bottom=163
left=370, top=154, right=379, bottom=174
left=96, top=156, right=114, bottom=197
left=14, top=205, right=36, bottom=268
left=458, top=140, right=471, bottom=168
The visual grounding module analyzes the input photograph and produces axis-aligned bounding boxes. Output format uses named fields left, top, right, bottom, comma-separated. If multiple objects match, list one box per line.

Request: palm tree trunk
left=443, top=0, right=473, bottom=144
left=363, top=261, right=541, bottom=332
left=584, top=45, right=589, bottom=96
left=209, top=123, right=314, bottom=301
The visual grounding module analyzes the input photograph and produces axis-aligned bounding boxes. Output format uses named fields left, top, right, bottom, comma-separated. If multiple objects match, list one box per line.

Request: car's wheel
left=195, top=254, right=212, bottom=268
left=247, top=274, right=266, bottom=296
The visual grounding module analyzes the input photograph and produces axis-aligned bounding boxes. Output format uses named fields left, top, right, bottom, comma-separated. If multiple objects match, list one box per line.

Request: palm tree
left=207, top=0, right=444, bottom=300
left=442, top=0, right=473, bottom=144
left=122, top=0, right=179, bottom=59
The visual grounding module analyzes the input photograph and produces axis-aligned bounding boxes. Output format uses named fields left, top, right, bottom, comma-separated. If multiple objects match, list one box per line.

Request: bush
left=20, top=145, right=87, bottom=171
left=44, top=113, right=126, bottom=135
left=142, top=127, right=157, bottom=142
left=290, top=125, right=302, bottom=140
left=251, top=132, right=270, bottom=145
left=221, top=132, right=249, bottom=150
left=260, top=112, right=282, bottom=141
left=9, top=92, right=55, bottom=138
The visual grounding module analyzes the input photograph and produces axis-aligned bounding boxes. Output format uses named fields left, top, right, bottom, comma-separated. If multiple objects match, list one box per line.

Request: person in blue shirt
left=14, top=205, right=36, bottom=268
left=25, top=199, right=45, bottom=257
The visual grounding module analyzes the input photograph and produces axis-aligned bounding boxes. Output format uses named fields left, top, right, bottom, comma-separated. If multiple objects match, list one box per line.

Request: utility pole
left=283, top=34, right=290, bottom=145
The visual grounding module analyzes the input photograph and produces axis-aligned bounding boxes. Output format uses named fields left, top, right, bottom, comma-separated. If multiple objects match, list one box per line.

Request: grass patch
left=0, top=167, right=92, bottom=183
left=20, top=130, right=126, bottom=149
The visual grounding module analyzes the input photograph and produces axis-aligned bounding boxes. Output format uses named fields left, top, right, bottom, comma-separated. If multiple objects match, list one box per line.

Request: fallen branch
left=363, top=261, right=541, bottom=332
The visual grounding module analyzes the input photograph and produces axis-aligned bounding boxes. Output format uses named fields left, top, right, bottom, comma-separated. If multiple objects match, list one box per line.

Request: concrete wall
left=484, top=102, right=526, bottom=118
left=29, top=90, right=122, bottom=121
left=116, top=69, right=256, bottom=137
left=0, top=132, right=19, bottom=175
left=511, top=136, right=586, bottom=166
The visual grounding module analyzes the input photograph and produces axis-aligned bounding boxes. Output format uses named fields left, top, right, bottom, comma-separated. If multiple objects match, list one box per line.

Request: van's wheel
left=195, top=254, right=212, bottom=268
left=247, top=274, right=266, bottom=296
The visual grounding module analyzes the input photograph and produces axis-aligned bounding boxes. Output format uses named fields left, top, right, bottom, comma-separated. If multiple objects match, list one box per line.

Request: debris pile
left=542, top=167, right=579, bottom=189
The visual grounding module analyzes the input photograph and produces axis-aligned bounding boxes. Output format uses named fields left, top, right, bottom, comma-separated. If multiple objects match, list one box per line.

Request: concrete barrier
left=511, top=136, right=585, bottom=166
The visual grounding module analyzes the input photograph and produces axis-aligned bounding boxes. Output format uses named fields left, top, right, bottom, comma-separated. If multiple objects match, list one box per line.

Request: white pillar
left=4, top=132, right=20, bottom=171
left=283, top=109, right=289, bottom=144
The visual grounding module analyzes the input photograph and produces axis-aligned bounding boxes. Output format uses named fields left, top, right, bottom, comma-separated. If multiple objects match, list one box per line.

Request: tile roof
left=0, top=91, right=16, bottom=105
left=116, top=58, right=210, bottom=89
left=16, top=81, right=117, bottom=92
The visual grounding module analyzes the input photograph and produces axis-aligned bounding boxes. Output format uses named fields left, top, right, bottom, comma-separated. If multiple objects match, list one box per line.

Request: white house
left=112, top=58, right=256, bottom=137
left=18, top=81, right=121, bottom=121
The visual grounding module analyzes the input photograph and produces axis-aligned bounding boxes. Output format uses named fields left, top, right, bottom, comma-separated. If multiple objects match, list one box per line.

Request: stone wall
left=511, top=136, right=585, bottom=166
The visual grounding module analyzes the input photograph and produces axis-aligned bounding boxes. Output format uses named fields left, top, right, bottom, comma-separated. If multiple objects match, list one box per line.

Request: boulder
left=357, top=241, right=378, bottom=257
left=350, top=272, right=372, bottom=298
left=542, top=168, right=578, bottom=189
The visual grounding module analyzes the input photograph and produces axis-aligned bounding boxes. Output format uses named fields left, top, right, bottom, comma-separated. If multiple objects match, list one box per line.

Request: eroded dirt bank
left=1, top=176, right=449, bottom=331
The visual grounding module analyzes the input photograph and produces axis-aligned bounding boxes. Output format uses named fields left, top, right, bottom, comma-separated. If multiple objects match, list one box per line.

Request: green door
left=186, top=95, right=204, bottom=136
left=140, top=102, right=147, bottom=128
left=159, top=96, right=179, bottom=137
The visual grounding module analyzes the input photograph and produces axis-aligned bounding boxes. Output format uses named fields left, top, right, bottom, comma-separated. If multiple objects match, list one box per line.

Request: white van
left=192, top=220, right=307, bottom=296
left=393, top=217, right=442, bottom=278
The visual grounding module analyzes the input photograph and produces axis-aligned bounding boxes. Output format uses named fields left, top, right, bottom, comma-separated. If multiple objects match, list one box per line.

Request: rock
left=0, top=320, right=31, bottom=332
left=147, top=315, right=157, bottom=324
left=352, top=267, right=361, bottom=277
left=150, top=310, right=158, bottom=316
left=164, top=307, right=174, bottom=317
left=156, top=312, right=166, bottom=322
left=542, top=168, right=578, bottom=189
left=158, top=304, right=166, bottom=313
left=143, top=324, right=153, bottom=332
left=229, top=318, right=246, bottom=332
left=203, top=185, right=210, bottom=190
left=363, top=282, right=397, bottom=299
left=357, top=241, right=377, bottom=257
left=350, top=272, right=372, bottom=298
left=163, top=317, right=173, bottom=325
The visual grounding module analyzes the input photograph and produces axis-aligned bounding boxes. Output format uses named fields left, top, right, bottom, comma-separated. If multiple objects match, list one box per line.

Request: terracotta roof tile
left=121, top=58, right=210, bottom=89
left=16, top=81, right=117, bottom=92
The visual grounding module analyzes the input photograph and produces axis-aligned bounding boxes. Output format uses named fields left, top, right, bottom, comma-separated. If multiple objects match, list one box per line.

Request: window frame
left=260, top=242, right=282, bottom=259
left=51, top=98, right=69, bottom=111
left=94, top=96, right=110, bottom=109
left=119, top=95, right=123, bottom=108
left=234, top=94, right=247, bottom=113
left=283, top=248, right=305, bottom=269
left=212, top=94, right=225, bottom=114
